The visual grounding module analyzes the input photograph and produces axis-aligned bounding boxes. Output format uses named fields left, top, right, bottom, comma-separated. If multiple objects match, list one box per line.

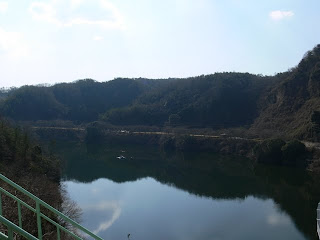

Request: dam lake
left=53, top=141, right=320, bottom=240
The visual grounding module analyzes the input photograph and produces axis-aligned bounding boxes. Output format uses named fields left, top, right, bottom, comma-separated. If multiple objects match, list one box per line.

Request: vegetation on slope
left=0, top=119, right=78, bottom=239
left=252, top=44, right=320, bottom=139
left=1, top=44, right=320, bottom=140
left=0, top=78, right=162, bottom=122
left=0, top=73, right=279, bottom=129
left=102, top=73, right=277, bottom=127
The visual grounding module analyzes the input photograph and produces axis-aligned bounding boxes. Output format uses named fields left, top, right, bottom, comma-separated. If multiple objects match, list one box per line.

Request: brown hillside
left=252, top=44, right=320, bottom=140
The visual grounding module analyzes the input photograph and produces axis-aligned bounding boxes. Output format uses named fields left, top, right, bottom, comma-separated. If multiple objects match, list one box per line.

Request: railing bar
left=39, top=201, right=102, bottom=239
left=0, top=216, right=38, bottom=240
left=57, top=226, right=60, bottom=240
left=40, top=214, right=83, bottom=240
left=60, top=227, right=83, bottom=240
left=40, top=210, right=93, bottom=239
left=39, top=213, right=60, bottom=228
left=36, top=201, right=42, bottom=240
left=0, top=191, right=2, bottom=216
left=17, top=202, right=22, bottom=228
left=0, top=187, right=36, bottom=213
left=0, top=231, right=8, bottom=240
left=0, top=174, right=40, bottom=202
left=7, top=229, right=13, bottom=240
left=0, top=174, right=103, bottom=240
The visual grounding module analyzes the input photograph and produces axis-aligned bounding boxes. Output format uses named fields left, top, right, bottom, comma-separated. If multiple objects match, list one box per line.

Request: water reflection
left=84, top=201, right=121, bottom=235
left=54, top=142, right=320, bottom=240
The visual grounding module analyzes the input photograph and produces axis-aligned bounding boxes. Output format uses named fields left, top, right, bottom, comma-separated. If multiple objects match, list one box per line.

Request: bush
left=253, top=139, right=286, bottom=164
left=281, top=140, right=307, bottom=166
left=253, top=139, right=308, bottom=167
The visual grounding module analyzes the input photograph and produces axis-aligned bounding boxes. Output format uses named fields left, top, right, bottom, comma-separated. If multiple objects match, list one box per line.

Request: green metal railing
left=0, top=173, right=103, bottom=240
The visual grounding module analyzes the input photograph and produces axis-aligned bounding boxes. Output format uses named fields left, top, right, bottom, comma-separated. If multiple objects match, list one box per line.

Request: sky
left=0, top=0, right=320, bottom=88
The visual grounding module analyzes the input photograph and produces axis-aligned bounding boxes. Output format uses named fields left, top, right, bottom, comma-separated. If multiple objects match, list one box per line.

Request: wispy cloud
left=93, top=35, right=103, bottom=41
left=29, top=2, right=60, bottom=26
left=70, top=0, right=85, bottom=8
left=269, top=10, right=294, bottom=21
left=266, top=213, right=290, bottom=226
left=82, top=201, right=121, bottom=234
left=29, top=0, right=125, bottom=30
left=0, top=27, right=28, bottom=59
left=0, top=1, right=8, bottom=13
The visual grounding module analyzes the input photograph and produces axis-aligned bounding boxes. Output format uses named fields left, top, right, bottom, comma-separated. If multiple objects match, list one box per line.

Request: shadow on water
left=53, top=141, right=320, bottom=240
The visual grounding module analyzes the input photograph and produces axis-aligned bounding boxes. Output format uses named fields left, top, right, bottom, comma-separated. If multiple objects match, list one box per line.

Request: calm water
left=53, top=142, right=320, bottom=240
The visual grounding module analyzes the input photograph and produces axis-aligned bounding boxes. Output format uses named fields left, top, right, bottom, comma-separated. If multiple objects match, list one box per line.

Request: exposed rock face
left=252, top=45, right=320, bottom=139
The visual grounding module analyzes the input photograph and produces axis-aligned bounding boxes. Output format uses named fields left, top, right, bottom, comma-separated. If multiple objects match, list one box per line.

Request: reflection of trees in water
left=57, top=142, right=320, bottom=240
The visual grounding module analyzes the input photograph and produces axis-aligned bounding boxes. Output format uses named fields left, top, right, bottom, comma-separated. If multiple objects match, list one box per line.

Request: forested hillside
left=252, top=44, right=320, bottom=139
left=0, top=74, right=278, bottom=128
left=1, top=44, right=320, bottom=140
left=0, top=119, right=65, bottom=237
left=0, top=78, right=165, bottom=122
left=102, top=73, right=278, bottom=127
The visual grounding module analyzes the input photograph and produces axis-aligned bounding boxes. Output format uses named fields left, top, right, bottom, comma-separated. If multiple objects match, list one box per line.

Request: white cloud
left=29, top=0, right=125, bottom=30
left=82, top=201, right=121, bottom=234
left=93, top=35, right=103, bottom=41
left=269, top=10, right=294, bottom=21
left=70, top=0, right=84, bottom=8
left=0, top=27, right=29, bottom=59
left=266, top=214, right=290, bottom=226
left=0, top=1, right=8, bottom=13
left=29, top=2, right=61, bottom=26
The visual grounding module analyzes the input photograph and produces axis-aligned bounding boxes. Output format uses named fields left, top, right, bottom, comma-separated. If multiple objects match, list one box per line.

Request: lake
left=53, top=141, right=320, bottom=240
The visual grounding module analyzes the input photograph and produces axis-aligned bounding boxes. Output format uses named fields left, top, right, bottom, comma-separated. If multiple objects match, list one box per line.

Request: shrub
left=281, top=140, right=307, bottom=166
left=253, top=139, right=286, bottom=164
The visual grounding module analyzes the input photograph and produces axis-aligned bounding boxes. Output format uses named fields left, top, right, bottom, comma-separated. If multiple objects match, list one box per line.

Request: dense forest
left=0, top=119, right=73, bottom=238
left=1, top=44, right=320, bottom=140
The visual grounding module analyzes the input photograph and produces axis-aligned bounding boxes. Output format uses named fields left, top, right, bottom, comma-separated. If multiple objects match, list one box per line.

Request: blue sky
left=0, top=0, right=319, bottom=88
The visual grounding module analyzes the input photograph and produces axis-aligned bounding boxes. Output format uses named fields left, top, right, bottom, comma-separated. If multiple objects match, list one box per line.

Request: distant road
left=131, top=131, right=262, bottom=142
left=31, top=126, right=263, bottom=142
left=31, top=126, right=86, bottom=131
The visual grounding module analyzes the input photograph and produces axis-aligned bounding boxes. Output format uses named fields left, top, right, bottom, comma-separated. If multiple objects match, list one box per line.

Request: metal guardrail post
left=7, top=229, right=13, bottom=239
left=57, top=226, right=61, bottom=240
left=17, top=202, right=22, bottom=228
left=0, top=173, right=104, bottom=240
left=0, top=215, right=38, bottom=240
left=0, top=191, right=2, bottom=216
left=36, top=201, right=42, bottom=240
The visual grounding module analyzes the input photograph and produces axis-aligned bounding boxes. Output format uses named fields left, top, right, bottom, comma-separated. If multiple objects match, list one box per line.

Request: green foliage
left=0, top=73, right=276, bottom=129
left=311, top=111, right=320, bottom=124
left=103, top=73, right=275, bottom=128
left=253, top=139, right=286, bottom=164
left=252, top=44, right=320, bottom=139
left=1, top=44, right=320, bottom=139
left=0, top=78, right=151, bottom=122
left=103, top=104, right=168, bottom=126
left=253, top=139, right=308, bottom=167
left=281, top=140, right=307, bottom=166
left=168, top=114, right=181, bottom=126
left=0, top=120, right=60, bottom=181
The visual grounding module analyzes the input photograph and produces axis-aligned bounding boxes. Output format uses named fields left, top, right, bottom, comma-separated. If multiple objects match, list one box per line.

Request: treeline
left=1, top=44, right=320, bottom=139
left=0, top=120, right=77, bottom=238
left=0, top=78, right=165, bottom=122
left=102, top=73, right=277, bottom=127
left=0, top=120, right=59, bottom=180
left=0, top=73, right=279, bottom=129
